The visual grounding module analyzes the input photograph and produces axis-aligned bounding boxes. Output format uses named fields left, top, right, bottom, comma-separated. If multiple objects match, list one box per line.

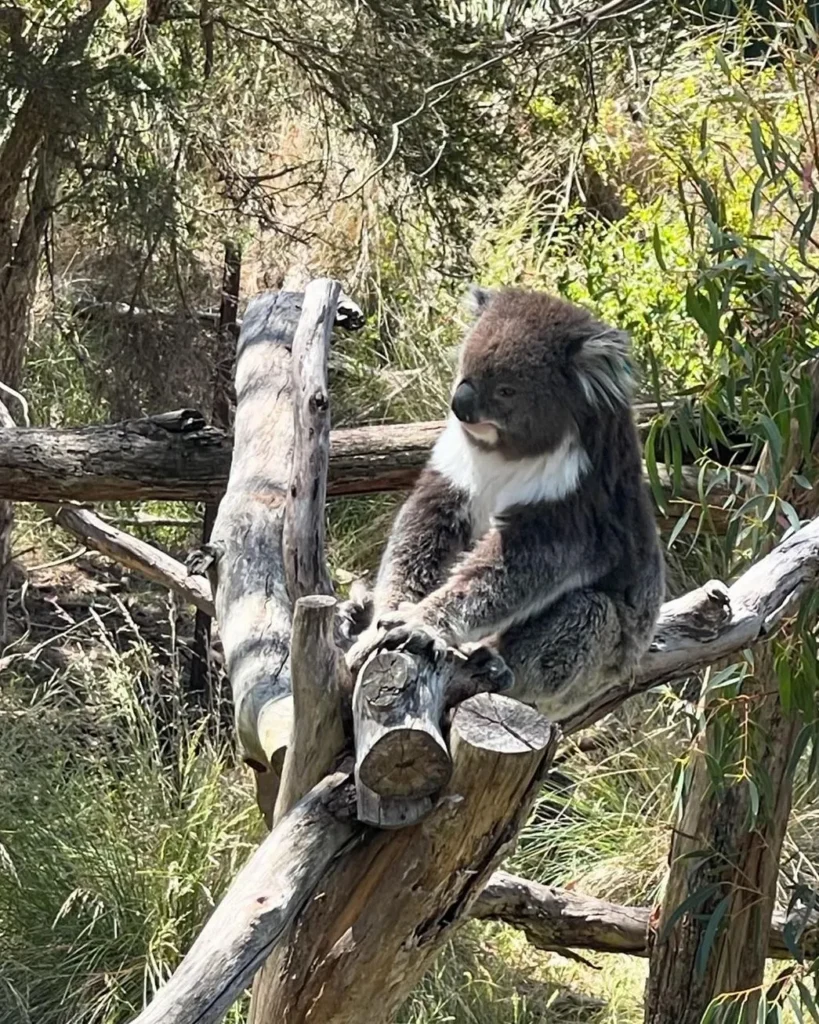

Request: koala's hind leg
left=497, top=588, right=627, bottom=721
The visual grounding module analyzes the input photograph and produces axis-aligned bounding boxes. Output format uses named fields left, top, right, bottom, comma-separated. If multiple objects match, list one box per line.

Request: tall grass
left=0, top=633, right=262, bottom=1024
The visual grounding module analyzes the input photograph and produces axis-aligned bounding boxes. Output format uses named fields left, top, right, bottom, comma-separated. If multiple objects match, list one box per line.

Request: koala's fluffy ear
left=575, top=327, right=634, bottom=410
left=462, top=284, right=495, bottom=319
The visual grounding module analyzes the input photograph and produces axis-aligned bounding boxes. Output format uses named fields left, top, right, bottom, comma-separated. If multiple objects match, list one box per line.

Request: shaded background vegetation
left=3, top=0, right=819, bottom=1021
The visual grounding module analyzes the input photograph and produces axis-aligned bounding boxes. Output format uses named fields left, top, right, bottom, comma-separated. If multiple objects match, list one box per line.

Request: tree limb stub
left=354, top=648, right=453, bottom=801
left=273, top=595, right=348, bottom=822
left=471, top=870, right=819, bottom=961
left=351, top=640, right=513, bottom=823
left=282, top=278, right=339, bottom=601
left=202, top=282, right=347, bottom=810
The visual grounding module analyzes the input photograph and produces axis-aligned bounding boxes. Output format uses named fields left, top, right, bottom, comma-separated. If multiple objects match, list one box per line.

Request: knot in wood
left=309, top=388, right=329, bottom=412
left=703, top=579, right=731, bottom=610
left=692, top=581, right=732, bottom=633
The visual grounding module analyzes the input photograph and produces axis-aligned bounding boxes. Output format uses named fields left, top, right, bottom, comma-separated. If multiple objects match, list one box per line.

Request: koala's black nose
left=451, top=380, right=479, bottom=423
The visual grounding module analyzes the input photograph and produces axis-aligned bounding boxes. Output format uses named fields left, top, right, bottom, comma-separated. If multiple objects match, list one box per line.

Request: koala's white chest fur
left=430, top=416, right=589, bottom=538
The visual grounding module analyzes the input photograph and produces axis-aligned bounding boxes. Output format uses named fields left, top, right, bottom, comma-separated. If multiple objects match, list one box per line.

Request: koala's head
left=450, top=286, right=633, bottom=459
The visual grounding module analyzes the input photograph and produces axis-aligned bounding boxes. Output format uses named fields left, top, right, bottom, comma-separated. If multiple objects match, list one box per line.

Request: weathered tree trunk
left=126, top=793, right=819, bottom=1024
left=0, top=146, right=55, bottom=648
left=272, top=595, right=348, bottom=821
left=281, top=278, right=338, bottom=601
left=192, top=291, right=301, bottom=786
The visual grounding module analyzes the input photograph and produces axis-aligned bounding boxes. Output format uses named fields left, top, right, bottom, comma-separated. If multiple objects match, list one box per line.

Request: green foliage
left=9, top=1, right=819, bottom=1023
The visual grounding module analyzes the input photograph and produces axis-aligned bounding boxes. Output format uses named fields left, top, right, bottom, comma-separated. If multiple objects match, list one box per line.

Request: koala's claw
left=380, top=623, right=447, bottom=661
left=346, top=620, right=447, bottom=677
left=375, top=603, right=418, bottom=632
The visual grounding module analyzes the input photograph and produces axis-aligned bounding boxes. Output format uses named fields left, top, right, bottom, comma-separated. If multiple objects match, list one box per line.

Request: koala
left=347, top=286, right=664, bottom=721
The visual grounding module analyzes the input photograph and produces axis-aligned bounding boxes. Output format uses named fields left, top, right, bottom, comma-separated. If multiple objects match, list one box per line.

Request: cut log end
left=452, top=692, right=557, bottom=755
left=355, top=776, right=434, bottom=829
left=358, top=728, right=452, bottom=798
left=353, top=648, right=452, bottom=802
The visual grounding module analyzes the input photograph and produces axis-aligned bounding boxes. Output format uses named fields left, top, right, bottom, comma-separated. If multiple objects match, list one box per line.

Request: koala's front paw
left=464, top=644, right=515, bottom=691
left=375, top=601, right=423, bottom=632
left=371, top=603, right=448, bottom=657
left=379, top=622, right=448, bottom=662
left=447, top=643, right=515, bottom=707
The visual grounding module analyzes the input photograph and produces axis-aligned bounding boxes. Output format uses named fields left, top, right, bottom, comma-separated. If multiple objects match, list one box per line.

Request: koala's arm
left=372, top=469, right=473, bottom=616
left=403, top=504, right=618, bottom=644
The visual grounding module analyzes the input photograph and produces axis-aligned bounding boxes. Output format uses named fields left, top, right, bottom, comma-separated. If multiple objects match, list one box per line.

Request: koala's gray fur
left=347, top=286, right=664, bottom=721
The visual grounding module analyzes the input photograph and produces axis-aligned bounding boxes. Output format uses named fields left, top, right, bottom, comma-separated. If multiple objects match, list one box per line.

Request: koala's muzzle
left=451, top=380, right=480, bottom=423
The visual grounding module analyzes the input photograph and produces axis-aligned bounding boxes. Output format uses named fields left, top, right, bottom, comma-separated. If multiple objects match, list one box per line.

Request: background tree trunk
left=645, top=376, right=819, bottom=1023
left=644, top=643, right=799, bottom=1023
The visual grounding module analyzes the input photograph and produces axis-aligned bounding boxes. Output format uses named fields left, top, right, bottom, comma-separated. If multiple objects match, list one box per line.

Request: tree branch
left=0, top=410, right=737, bottom=532
left=44, top=502, right=215, bottom=616
left=471, top=870, right=819, bottom=961
left=560, top=516, right=819, bottom=735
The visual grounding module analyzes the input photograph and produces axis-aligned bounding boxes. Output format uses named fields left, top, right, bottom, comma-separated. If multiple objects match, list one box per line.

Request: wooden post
left=273, top=595, right=348, bottom=821
left=353, top=648, right=453, bottom=800
left=282, top=279, right=338, bottom=601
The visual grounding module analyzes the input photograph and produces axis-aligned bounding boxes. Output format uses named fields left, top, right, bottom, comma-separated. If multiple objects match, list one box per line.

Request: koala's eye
left=496, top=385, right=516, bottom=399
